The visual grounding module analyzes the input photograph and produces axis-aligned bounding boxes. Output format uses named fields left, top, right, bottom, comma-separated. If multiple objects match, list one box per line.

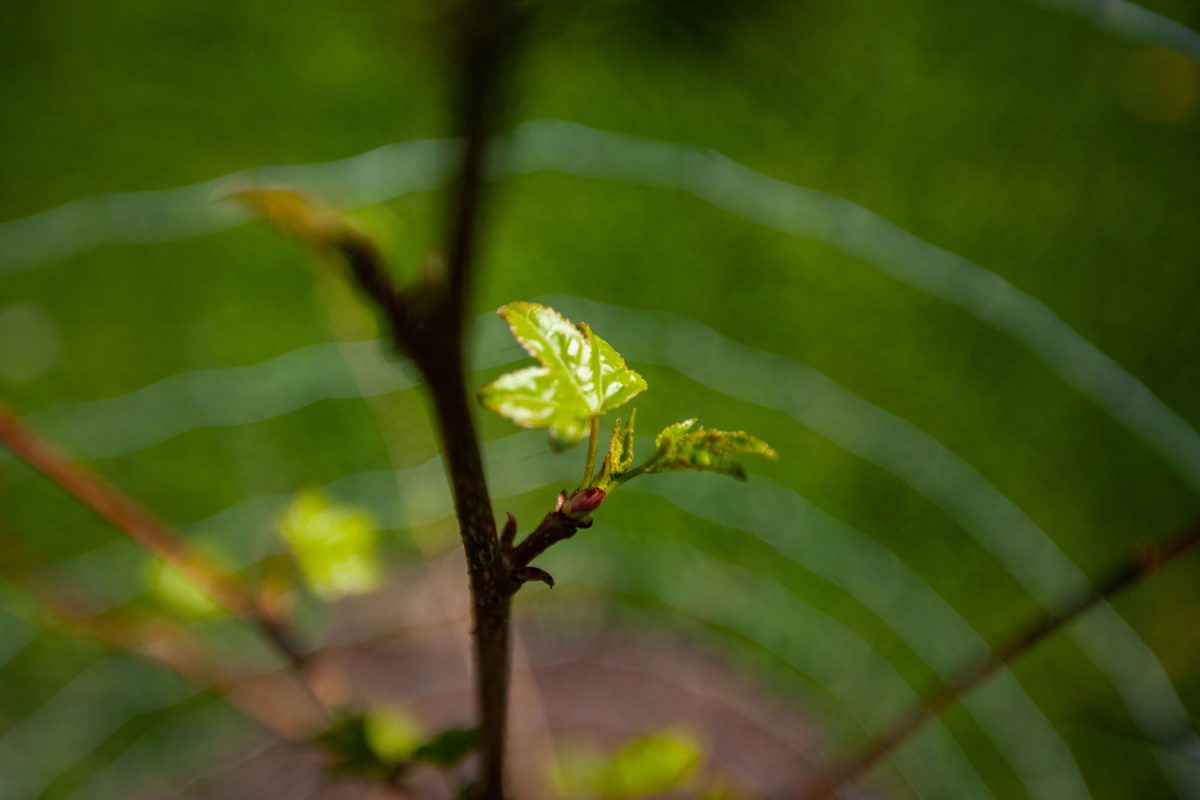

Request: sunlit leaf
left=275, top=488, right=382, bottom=601
left=644, top=419, right=778, bottom=481
left=145, top=555, right=224, bottom=619
left=478, top=302, right=647, bottom=449
left=364, top=708, right=425, bottom=763
left=411, top=726, right=481, bottom=767
left=598, top=732, right=703, bottom=798
left=548, top=731, right=704, bottom=799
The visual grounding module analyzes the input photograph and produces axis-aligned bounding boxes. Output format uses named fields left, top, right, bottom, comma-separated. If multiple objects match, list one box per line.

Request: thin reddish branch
left=5, top=566, right=321, bottom=741
left=0, top=400, right=327, bottom=720
left=809, top=521, right=1200, bottom=798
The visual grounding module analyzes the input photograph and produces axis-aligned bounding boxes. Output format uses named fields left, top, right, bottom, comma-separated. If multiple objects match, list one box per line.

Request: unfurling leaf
left=227, top=186, right=352, bottom=248
left=596, top=410, right=637, bottom=488
left=644, top=419, right=778, bottom=481
left=478, top=303, right=647, bottom=449
left=275, top=488, right=382, bottom=601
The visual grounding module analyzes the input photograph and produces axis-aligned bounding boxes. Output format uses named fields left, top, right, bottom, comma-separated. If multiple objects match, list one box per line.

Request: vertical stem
left=423, top=365, right=516, bottom=798
left=432, top=5, right=524, bottom=796
left=582, top=416, right=600, bottom=487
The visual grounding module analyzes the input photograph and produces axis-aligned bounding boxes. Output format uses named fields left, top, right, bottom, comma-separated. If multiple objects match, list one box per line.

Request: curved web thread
left=2, top=119, right=1197, bottom=504
left=1027, top=0, right=1200, bottom=60
left=503, top=123, right=1200, bottom=500
left=9, top=296, right=1180, bottom=794
left=0, top=134, right=1190, bottom=791
left=11, top=426, right=1084, bottom=798
left=629, top=478, right=1090, bottom=800
left=558, top=527, right=996, bottom=800
left=4, top=519, right=994, bottom=800
left=0, top=655, right=200, bottom=799
left=552, top=296, right=1200, bottom=798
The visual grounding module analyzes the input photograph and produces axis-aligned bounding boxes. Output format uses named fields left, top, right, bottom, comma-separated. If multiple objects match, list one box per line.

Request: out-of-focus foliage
left=1, top=0, right=1199, bottom=797
left=363, top=708, right=426, bottom=763
left=144, top=555, right=224, bottom=619
left=275, top=488, right=382, bottom=600
left=548, top=731, right=703, bottom=799
left=639, top=419, right=778, bottom=482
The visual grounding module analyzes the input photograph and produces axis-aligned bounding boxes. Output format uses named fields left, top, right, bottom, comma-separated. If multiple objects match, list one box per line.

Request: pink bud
left=566, top=487, right=606, bottom=516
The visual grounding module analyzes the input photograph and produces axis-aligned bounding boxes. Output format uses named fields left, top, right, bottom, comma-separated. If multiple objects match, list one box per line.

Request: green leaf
left=275, top=488, right=382, bottom=601
left=548, top=731, right=704, bottom=799
left=364, top=708, right=425, bottom=763
left=316, top=714, right=390, bottom=779
left=644, top=419, right=779, bottom=481
left=144, top=553, right=225, bottom=619
left=411, top=726, right=481, bottom=767
left=478, top=302, right=647, bottom=449
left=596, top=409, right=637, bottom=488
left=597, top=732, right=703, bottom=798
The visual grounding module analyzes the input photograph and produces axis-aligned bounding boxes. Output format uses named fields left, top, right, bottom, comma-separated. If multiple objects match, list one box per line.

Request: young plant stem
left=0, top=401, right=330, bottom=724
left=582, top=416, right=600, bottom=487
left=810, top=521, right=1200, bottom=798
left=321, top=4, right=525, bottom=795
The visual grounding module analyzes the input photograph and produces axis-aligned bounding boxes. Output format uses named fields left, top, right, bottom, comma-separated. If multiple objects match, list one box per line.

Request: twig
left=331, top=4, right=526, bottom=796
left=0, top=401, right=330, bottom=723
left=236, top=5, right=528, bottom=793
left=809, top=521, right=1200, bottom=798
left=0, top=559, right=317, bottom=742
left=508, top=510, right=585, bottom=572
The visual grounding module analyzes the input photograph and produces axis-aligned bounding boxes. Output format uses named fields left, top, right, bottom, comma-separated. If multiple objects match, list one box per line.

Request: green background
left=1, top=1, right=1199, bottom=797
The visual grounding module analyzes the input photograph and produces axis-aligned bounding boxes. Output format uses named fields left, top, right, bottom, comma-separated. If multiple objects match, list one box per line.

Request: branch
left=323, top=4, right=525, bottom=795
left=0, top=401, right=329, bottom=722
left=0, top=561, right=321, bottom=742
left=233, top=7, right=528, bottom=794
left=810, top=521, right=1200, bottom=798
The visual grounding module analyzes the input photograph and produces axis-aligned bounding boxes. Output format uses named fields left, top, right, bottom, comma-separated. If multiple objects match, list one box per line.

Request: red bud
left=566, top=487, right=606, bottom=516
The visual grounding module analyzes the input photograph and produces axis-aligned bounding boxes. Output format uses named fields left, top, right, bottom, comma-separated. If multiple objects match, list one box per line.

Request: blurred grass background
left=1, top=0, right=1199, bottom=798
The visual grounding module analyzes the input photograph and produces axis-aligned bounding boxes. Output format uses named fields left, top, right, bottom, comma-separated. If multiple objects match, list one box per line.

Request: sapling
left=477, top=300, right=778, bottom=588
left=217, top=186, right=777, bottom=796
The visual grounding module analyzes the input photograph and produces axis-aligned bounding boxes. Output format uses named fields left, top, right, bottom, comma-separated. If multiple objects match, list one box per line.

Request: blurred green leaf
left=364, top=708, right=426, bottom=763
left=411, top=726, right=481, bottom=767
left=316, top=714, right=390, bottom=779
left=144, top=551, right=226, bottom=619
left=549, top=731, right=704, bottom=799
left=275, top=488, right=382, bottom=601
left=643, top=419, right=778, bottom=481
left=479, top=302, right=647, bottom=449
left=229, top=186, right=353, bottom=249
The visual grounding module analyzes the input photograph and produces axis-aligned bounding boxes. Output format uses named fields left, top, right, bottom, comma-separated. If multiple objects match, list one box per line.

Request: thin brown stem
left=0, top=401, right=330, bottom=723
left=320, top=5, right=524, bottom=794
left=509, top=511, right=583, bottom=570
left=810, top=521, right=1200, bottom=798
